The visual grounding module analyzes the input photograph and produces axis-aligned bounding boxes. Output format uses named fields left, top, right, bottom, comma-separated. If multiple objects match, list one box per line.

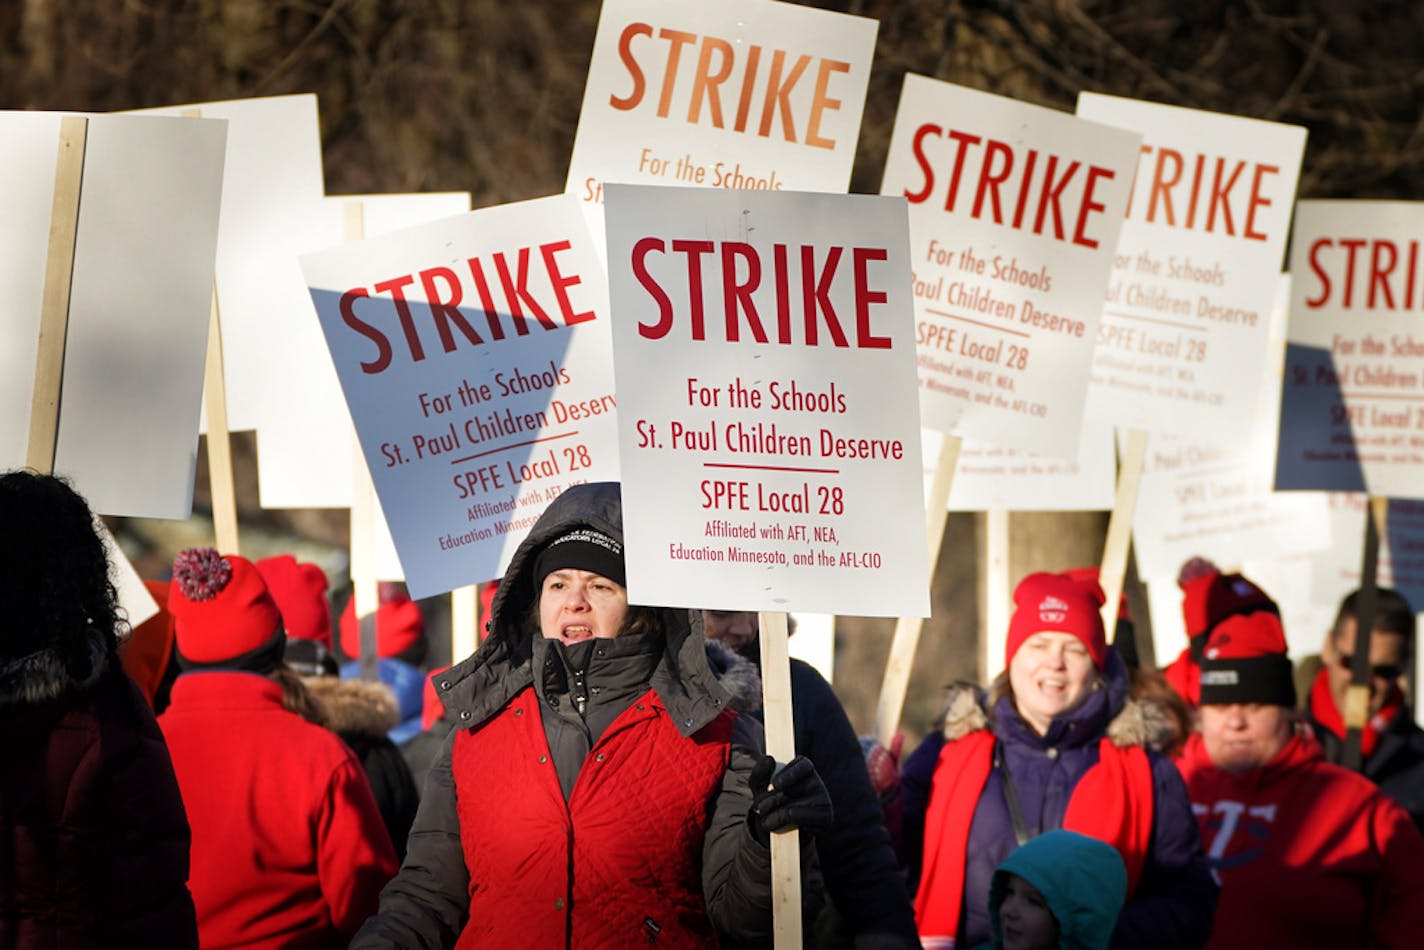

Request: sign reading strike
left=567, top=0, right=875, bottom=255
left=605, top=185, right=929, bottom=617
left=1076, top=94, right=1305, bottom=440
left=880, top=77, right=1140, bottom=458
left=302, top=195, right=619, bottom=598
left=1276, top=201, right=1424, bottom=498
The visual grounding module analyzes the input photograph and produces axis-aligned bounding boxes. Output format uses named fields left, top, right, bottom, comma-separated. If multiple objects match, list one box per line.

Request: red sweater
left=1177, top=732, right=1424, bottom=948
left=451, top=686, right=734, bottom=947
left=159, top=672, right=397, bottom=949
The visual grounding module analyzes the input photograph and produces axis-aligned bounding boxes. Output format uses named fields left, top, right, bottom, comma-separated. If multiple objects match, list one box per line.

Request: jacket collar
left=0, top=627, right=108, bottom=707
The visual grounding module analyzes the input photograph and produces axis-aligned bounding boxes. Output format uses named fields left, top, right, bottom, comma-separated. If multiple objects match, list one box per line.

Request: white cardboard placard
left=1076, top=94, right=1305, bottom=440
left=605, top=184, right=928, bottom=617
left=1133, top=277, right=1330, bottom=576
left=132, top=96, right=327, bottom=434
left=1, top=111, right=226, bottom=518
left=883, top=77, right=1141, bottom=458
left=1276, top=201, right=1424, bottom=498
left=567, top=0, right=876, bottom=258
left=258, top=192, right=474, bottom=511
left=934, top=425, right=1116, bottom=512
left=1310, top=494, right=1424, bottom=614
left=104, top=522, right=160, bottom=630
left=302, top=194, right=620, bottom=598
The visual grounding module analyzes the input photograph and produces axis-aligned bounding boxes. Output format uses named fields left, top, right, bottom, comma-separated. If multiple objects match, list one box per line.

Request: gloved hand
left=747, top=754, right=834, bottom=845
left=859, top=733, right=904, bottom=806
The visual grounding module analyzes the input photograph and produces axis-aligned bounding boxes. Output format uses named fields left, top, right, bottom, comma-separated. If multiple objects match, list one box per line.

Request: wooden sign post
left=25, top=116, right=87, bottom=476
left=1343, top=496, right=1389, bottom=771
left=875, top=433, right=960, bottom=746
left=757, top=610, right=800, bottom=945
left=1098, top=429, right=1149, bottom=634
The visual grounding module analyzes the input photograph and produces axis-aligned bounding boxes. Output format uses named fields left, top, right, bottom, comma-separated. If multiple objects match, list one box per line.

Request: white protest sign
left=132, top=96, right=327, bottom=434
left=567, top=0, right=876, bottom=258
left=258, top=193, right=474, bottom=511
left=1310, top=493, right=1424, bottom=614
left=0, top=111, right=226, bottom=517
left=302, top=194, right=620, bottom=598
left=1133, top=277, right=1330, bottom=577
left=1076, top=94, right=1305, bottom=440
left=883, top=77, right=1140, bottom=458
left=605, top=184, right=928, bottom=617
left=936, top=425, right=1116, bottom=512
left=1276, top=201, right=1424, bottom=498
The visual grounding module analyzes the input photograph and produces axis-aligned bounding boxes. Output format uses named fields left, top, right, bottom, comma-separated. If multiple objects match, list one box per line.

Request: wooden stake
left=874, top=434, right=961, bottom=747
left=179, top=107, right=240, bottom=554
left=451, top=584, right=480, bottom=663
left=343, top=200, right=379, bottom=680
left=26, top=115, right=88, bottom=475
left=202, top=289, right=240, bottom=554
left=757, top=610, right=800, bottom=949
left=981, top=508, right=1011, bottom=680
left=1343, top=495, right=1388, bottom=771
left=1099, top=428, right=1148, bottom=634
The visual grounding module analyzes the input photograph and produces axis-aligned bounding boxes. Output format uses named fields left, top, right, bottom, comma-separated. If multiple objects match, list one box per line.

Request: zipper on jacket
left=643, top=916, right=662, bottom=943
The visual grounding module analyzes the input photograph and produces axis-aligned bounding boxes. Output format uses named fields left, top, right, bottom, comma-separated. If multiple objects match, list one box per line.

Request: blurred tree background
left=5, top=0, right=1422, bottom=740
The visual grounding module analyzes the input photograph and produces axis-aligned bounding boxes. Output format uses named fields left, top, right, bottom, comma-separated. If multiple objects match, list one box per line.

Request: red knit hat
left=1198, top=611, right=1296, bottom=707
left=339, top=583, right=426, bottom=662
left=1178, top=558, right=1277, bottom=643
left=1064, top=566, right=1130, bottom=622
left=255, top=554, right=332, bottom=648
left=1006, top=572, right=1108, bottom=669
left=169, top=548, right=285, bottom=671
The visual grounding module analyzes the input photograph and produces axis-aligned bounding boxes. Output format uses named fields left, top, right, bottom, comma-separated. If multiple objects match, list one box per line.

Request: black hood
left=434, top=482, right=731, bottom=735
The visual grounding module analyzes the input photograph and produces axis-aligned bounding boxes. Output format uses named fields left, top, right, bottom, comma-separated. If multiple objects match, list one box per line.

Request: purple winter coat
left=904, top=652, right=1217, bottom=949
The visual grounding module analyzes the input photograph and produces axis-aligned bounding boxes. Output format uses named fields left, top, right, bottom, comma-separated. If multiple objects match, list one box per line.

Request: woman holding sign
left=911, top=572, right=1216, bottom=949
left=352, top=482, right=832, bottom=947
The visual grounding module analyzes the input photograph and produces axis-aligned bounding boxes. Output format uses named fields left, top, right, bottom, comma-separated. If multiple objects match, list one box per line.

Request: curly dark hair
left=0, top=470, right=121, bottom=672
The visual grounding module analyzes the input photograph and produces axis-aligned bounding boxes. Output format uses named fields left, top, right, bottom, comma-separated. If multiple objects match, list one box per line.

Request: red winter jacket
left=1177, top=731, right=1424, bottom=948
left=159, top=671, right=398, bottom=949
left=452, top=685, right=733, bottom=947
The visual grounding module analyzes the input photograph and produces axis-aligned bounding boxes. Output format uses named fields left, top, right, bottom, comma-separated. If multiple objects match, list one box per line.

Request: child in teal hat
left=978, top=830, right=1127, bottom=950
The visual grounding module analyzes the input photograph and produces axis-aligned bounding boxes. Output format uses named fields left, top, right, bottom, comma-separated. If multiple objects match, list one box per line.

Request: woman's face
left=1009, top=631, right=1097, bottom=735
left=1198, top=702, right=1293, bottom=774
left=538, top=569, right=628, bottom=646
left=999, top=873, right=1059, bottom=950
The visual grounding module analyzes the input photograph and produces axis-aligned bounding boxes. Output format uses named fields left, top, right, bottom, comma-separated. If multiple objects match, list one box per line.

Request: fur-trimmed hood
left=303, top=675, right=401, bottom=738
left=937, top=675, right=1175, bottom=751
left=702, top=638, right=763, bottom=714
left=0, top=627, right=109, bottom=707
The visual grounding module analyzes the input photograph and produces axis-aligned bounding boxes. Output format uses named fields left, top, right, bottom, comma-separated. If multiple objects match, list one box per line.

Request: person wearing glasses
left=1303, top=587, right=1424, bottom=831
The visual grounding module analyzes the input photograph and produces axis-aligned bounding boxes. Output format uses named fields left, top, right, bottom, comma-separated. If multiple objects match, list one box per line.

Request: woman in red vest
left=911, top=572, right=1216, bottom=949
left=351, top=482, right=831, bottom=948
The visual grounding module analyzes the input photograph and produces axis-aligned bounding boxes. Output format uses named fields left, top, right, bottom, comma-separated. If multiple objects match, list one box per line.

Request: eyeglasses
left=1335, top=654, right=1404, bottom=681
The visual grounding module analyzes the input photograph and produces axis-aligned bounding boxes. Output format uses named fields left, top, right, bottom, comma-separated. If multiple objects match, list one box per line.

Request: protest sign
left=1076, top=94, right=1305, bottom=440
left=259, top=192, right=473, bottom=510
left=937, top=427, right=1116, bottom=512
left=1134, top=278, right=1330, bottom=577
left=883, top=77, right=1140, bottom=458
left=132, top=95, right=327, bottom=434
left=567, top=0, right=876, bottom=257
left=1276, top=201, right=1424, bottom=498
left=604, top=183, right=928, bottom=618
left=302, top=194, right=619, bottom=598
left=1, top=111, right=226, bottom=517
left=1311, top=494, right=1424, bottom=614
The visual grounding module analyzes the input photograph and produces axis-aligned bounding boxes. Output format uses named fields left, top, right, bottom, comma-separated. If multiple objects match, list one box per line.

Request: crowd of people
left=4, top=468, right=1424, bottom=948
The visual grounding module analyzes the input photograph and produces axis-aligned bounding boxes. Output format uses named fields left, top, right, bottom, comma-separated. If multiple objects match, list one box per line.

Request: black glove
left=747, top=754, right=834, bottom=845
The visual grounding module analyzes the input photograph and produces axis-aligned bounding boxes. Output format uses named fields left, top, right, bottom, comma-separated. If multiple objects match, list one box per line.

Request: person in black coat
left=1304, top=586, right=1424, bottom=830
left=701, top=609, right=919, bottom=950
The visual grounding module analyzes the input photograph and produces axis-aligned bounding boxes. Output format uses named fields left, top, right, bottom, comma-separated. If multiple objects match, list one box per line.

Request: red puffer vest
left=452, top=685, right=735, bottom=947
